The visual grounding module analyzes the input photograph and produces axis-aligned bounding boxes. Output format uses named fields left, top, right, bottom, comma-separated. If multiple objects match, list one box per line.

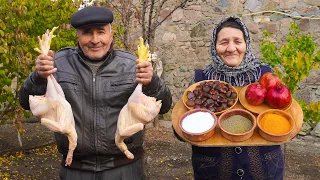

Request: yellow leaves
left=295, top=52, right=303, bottom=69
left=0, top=156, right=12, bottom=166
left=273, top=66, right=283, bottom=79
left=0, top=19, right=6, bottom=30
left=314, top=63, right=320, bottom=71
left=307, top=102, right=320, bottom=112
left=2, top=176, right=10, bottom=180
left=0, top=144, right=61, bottom=179
left=137, top=37, right=151, bottom=63
left=301, top=74, right=307, bottom=80
left=294, top=73, right=299, bottom=81
left=282, top=51, right=316, bottom=92
left=0, top=171, right=10, bottom=180
left=34, top=26, right=59, bottom=55
left=283, top=56, right=289, bottom=66
left=0, top=46, right=7, bottom=54
left=0, top=152, right=24, bottom=167
left=15, top=151, right=24, bottom=159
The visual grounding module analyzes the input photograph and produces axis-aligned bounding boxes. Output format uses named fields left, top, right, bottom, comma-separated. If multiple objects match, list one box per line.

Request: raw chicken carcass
left=29, top=27, right=77, bottom=166
left=115, top=37, right=162, bottom=159
left=29, top=75, right=77, bottom=166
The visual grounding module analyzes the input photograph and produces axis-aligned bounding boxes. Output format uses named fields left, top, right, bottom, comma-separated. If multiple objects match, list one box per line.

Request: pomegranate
left=266, top=84, right=292, bottom=109
left=259, top=72, right=281, bottom=91
left=245, top=83, right=267, bottom=106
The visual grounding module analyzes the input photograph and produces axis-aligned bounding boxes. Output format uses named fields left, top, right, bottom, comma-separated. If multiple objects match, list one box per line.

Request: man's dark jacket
left=19, top=48, right=172, bottom=171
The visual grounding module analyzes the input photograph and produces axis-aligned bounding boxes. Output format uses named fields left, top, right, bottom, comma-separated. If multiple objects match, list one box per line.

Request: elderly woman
left=176, top=17, right=284, bottom=180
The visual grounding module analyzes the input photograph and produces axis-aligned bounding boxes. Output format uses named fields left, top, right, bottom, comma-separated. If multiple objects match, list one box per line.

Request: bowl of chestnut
left=183, top=80, right=238, bottom=115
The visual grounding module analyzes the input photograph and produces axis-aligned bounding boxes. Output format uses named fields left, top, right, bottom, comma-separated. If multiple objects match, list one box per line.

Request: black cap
left=70, top=6, right=114, bottom=29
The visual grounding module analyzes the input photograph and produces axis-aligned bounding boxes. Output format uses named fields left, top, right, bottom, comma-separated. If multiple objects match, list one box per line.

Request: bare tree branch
left=147, top=0, right=155, bottom=43
left=111, top=0, right=190, bottom=49
left=123, top=1, right=133, bottom=49
left=151, top=0, right=188, bottom=32
left=154, top=0, right=168, bottom=22
left=141, top=0, right=148, bottom=40
left=110, top=2, right=126, bottom=24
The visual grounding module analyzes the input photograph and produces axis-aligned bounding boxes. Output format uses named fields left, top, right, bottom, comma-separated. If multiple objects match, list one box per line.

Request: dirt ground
left=0, top=123, right=319, bottom=180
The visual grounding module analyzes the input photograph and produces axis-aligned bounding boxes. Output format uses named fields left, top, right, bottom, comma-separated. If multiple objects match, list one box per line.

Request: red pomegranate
left=259, top=72, right=281, bottom=91
left=266, top=84, right=292, bottom=109
left=245, top=83, right=267, bottom=106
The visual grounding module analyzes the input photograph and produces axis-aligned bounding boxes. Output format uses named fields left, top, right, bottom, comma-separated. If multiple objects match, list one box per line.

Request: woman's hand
left=136, top=59, right=153, bottom=85
left=36, top=50, right=57, bottom=79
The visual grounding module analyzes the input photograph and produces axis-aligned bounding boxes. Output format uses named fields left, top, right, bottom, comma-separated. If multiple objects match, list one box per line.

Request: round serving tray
left=171, top=87, right=303, bottom=147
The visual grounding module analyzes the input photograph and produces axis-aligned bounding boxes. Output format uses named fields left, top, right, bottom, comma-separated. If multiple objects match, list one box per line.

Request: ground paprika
left=260, top=113, right=291, bottom=134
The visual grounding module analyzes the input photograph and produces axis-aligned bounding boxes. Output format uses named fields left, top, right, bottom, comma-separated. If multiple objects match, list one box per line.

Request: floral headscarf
left=203, top=16, right=269, bottom=86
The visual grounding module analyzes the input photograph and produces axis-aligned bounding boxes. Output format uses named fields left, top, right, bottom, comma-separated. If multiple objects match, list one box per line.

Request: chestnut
left=186, top=99, right=195, bottom=107
left=187, top=91, right=195, bottom=100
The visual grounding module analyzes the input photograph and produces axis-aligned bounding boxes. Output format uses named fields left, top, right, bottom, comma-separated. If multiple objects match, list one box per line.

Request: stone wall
left=149, top=0, right=320, bottom=120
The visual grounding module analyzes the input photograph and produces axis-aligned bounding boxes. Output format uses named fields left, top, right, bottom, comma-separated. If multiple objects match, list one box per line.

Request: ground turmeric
left=260, top=113, right=291, bottom=135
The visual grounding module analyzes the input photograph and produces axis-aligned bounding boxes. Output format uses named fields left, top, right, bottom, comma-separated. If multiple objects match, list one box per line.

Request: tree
left=110, top=0, right=190, bottom=50
left=0, top=0, right=81, bottom=127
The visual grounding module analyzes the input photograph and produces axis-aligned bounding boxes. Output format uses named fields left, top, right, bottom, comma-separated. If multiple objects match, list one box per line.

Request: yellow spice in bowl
left=260, top=114, right=291, bottom=135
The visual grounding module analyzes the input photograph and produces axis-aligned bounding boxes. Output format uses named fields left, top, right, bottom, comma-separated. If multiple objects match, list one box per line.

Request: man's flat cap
left=71, top=6, right=113, bottom=29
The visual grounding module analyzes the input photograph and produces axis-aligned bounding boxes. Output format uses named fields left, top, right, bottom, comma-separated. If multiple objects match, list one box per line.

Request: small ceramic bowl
left=218, top=109, right=256, bottom=142
left=257, top=109, right=295, bottom=142
left=179, top=108, right=217, bottom=142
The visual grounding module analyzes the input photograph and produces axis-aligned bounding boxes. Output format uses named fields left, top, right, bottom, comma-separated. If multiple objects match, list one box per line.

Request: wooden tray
left=238, top=84, right=292, bottom=114
left=171, top=87, right=303, bottom=147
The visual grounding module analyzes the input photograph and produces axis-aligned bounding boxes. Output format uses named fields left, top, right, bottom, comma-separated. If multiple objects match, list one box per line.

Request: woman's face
left=77, top=24, right=113, bottom=60
left=216, top=27, right=247, bottom=67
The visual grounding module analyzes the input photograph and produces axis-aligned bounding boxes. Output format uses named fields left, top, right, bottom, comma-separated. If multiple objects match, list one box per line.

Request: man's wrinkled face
left=77, top=24, right=113, bottom=60
left=216, top=27, right=247, bottom=67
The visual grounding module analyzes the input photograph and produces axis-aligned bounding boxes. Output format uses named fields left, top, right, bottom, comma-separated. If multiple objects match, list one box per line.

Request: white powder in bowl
left=181, top=112, right=215, bottom=133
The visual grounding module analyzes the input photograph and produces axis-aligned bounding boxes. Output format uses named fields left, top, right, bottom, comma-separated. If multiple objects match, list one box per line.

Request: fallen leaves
left=0, top=144, right=61, bottom=179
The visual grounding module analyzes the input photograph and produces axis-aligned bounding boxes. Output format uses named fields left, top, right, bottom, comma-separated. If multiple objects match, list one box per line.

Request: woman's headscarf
left=203, top=16, right=268, bottom=86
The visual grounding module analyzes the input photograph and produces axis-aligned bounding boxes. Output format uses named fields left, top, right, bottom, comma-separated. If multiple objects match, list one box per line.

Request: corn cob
left=34, top=26, right=59, bottom=55
left=137, top=37, right=151, bottom=63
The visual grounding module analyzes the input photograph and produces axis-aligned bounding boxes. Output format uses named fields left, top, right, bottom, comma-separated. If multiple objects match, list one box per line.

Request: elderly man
left=19, top=6, right=172, bottom=180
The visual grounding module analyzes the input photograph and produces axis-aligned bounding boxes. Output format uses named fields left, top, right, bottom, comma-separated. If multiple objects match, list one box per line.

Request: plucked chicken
left=29, top=27, right=77, bottom=166
left=115, top=37, right=162, bottom=159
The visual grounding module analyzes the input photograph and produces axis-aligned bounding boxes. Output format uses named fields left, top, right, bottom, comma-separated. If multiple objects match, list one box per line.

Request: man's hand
left=36, top=50, right=57, bottom=79
left=136, top=59, right=153, bottom=85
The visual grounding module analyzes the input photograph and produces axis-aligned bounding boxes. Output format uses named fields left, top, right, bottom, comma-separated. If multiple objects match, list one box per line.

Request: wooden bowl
left=179, top=108, right=217, bottom=142
left=218, top=109, right=256, bottom=142
left=257, top=109, right=295, bottom=142
left=239, top=83, right=292, bottom=114
left=182, top=80, right=239, bottom=115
